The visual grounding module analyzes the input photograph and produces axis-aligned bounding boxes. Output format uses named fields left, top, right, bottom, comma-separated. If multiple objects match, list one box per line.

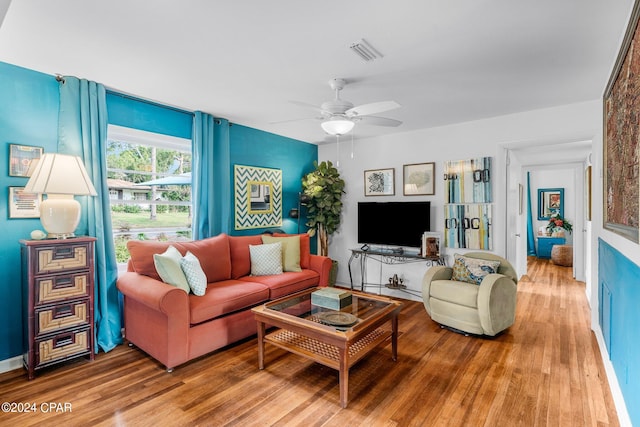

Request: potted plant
left=301, top=161, right=345, bottom=284
left=546, top=212, right=572, bottom=237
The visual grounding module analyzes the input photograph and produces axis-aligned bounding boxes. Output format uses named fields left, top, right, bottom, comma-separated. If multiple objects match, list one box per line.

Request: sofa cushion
left=175, top=235, right=232, bottom=283
left=451, top=254, right=500, bottom=285
left=250, top=242, right=283, bottom=276
left=153, top=245, right=190, bottom=293
left=229, top=235, right=263, bottom=279
left=239, top=270, right=319, bottom=299
left=430, top=279, right=479, bottom=309
left=128, top=240, right=180, bottom=281
left=262, top=235, right=301, bottom=272
left=127, top=234, right=232, bottom=283
left=189, top=280, right=269, bottom=324
left=180, top=251, right=207, bottom=296
left=273, top=233, right=310, bottom=269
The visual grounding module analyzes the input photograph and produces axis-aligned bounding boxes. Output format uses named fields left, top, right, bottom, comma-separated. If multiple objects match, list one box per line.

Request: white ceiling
left=0, top=0, right=634, bottom=145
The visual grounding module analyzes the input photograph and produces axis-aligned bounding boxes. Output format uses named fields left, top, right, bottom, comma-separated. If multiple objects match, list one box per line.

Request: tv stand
left=347, top=248, right=445, bottom=297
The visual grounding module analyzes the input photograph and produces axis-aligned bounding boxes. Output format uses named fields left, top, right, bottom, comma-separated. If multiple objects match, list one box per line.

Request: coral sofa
left=116, top=233, right=331, bottom=371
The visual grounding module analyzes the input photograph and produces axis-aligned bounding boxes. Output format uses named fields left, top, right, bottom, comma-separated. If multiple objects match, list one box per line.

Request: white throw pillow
left=180, top=251, right=207, bottom=296
left=153, top=245, right=190, bottom=293
left=249, top=242, right=283, bottom=276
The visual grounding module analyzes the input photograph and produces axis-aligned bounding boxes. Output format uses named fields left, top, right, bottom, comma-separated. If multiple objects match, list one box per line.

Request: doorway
left=505, top=139, right=591, bottom=282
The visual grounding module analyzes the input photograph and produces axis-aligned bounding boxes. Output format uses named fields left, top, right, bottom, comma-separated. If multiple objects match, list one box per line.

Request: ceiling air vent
left=349, top=39, right=383, bottom=62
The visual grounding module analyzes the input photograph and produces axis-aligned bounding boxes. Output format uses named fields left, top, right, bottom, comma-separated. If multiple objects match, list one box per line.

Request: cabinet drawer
left=34, top=242, right=91, bottom=274
left=35, top=272, right=90, bottom=305
left=36, top=328, right=90, bottom=368
left=36, top=300, right=90, bottom=336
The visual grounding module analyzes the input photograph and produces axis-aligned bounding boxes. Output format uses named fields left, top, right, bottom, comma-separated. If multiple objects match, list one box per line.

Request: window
left=106, top=125, right=193, bottom=268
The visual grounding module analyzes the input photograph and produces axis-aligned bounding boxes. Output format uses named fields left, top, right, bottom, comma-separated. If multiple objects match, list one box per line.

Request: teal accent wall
left=106, top=92, right=193, bottom=139
left=229, top=124, right=318, bottom=239
left=598, top=239, right=640, bottom=426
left=0, top=61, right=318, bottom=362
left=0, top=62, right=60, bottom=360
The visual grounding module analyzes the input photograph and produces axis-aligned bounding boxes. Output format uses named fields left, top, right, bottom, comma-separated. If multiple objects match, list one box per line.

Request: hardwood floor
left=0, top=258, right=619, bottom=426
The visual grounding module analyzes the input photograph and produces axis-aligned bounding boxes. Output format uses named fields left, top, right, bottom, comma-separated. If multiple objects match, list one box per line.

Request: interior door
left=505, top=149, right=526, bottom=277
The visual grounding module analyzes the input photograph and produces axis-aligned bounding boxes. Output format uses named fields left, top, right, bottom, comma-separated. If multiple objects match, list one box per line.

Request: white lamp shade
left=321, top=118, right=355, bottom=136
left=24, top=153, right=97, bottom=238
left=24, top=153, right=97, bottom=196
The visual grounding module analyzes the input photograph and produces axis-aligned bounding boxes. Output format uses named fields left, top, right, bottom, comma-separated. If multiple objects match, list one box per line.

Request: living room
left=1, top=1, right=639, bottom=426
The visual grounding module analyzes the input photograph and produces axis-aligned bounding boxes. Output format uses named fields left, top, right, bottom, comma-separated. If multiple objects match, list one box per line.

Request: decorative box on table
left=311, top=288, right=352, bottom=310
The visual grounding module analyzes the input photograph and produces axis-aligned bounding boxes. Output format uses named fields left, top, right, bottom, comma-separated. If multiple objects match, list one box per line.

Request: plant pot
left=329, top=260, right=339, bottom=287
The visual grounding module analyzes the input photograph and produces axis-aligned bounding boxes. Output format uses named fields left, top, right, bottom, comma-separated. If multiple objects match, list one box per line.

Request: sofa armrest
left=309, top=254, right=332, bottom=287
left=421, top=266, right=453, bottom=314
left=117, top=272, right=189, bottom=319
left=477, top=274, right=517, bottom=336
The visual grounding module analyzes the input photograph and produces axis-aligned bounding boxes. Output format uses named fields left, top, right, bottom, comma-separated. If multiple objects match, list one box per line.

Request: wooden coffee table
left=252, top=288, right=402, bottom=408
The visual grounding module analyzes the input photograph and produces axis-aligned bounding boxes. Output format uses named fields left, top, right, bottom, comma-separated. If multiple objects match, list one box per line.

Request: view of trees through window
left=106, top=129, right=193, bottom=265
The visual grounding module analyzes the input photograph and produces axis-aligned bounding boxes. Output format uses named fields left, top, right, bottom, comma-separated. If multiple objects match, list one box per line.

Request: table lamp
left=24, top=153, right=98, bottom=239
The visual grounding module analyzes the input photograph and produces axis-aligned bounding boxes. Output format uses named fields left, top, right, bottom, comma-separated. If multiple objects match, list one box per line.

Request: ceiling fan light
left=321, top=118, right=355, bottom=136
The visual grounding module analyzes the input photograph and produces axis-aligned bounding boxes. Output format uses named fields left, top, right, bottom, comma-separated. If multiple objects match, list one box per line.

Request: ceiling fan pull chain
left=351, top=133, right=354, bottom=159
left=336, top=134, right=341, bottom=168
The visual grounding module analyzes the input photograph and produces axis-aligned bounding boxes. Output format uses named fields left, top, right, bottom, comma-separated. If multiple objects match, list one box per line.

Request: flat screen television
left=357, top=201, right=431, bottom=248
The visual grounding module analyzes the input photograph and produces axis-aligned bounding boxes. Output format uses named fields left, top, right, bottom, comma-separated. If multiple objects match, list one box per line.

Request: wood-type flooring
left=0, top=257, right=619, bottom=426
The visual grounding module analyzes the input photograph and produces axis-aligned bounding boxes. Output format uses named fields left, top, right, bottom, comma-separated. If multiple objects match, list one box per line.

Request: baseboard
left=0, top=356, right=23, bottom=374
left=592, top=324, right=632, bottom=427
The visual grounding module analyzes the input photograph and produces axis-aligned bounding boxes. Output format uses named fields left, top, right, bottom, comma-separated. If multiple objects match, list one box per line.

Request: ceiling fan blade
left=290, top=100, right=324, bottom=113
left=346, top=100, right=400, bottom=117
left=356, top=115, right=402, bottom=127
left=269, top=116, right=320, bottom=125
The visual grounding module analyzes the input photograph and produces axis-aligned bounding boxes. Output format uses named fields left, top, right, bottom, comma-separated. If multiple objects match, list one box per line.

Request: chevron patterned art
left=234, top=165, right=282, bottom=230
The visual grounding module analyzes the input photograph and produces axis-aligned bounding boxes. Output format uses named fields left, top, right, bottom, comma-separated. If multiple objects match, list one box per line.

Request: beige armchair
left=422, top=252, right=518, bottom=336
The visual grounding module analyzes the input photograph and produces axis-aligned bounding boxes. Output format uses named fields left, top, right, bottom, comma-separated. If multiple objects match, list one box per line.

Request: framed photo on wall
left=537, top=188, right=564, bottom=220
left=603, top=0, right=640, bottom=243
left=403, top=162, right=435, bottom=195
left=9, top=144, right=43, bottom=177
left=9, top=187, right=41, bottom=218
left=364, top=168, right=395, bottom=196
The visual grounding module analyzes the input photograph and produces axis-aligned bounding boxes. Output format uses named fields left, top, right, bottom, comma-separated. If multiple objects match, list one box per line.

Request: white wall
left=319, top=100, right=600, bottom=299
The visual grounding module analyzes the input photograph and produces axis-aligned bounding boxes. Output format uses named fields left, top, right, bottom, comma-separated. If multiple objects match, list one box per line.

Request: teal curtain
left=58, top=77, right=122, bottom=352
left=192, top=112, right=231, bottom=238
left=526, top=172, right=537, bottom=256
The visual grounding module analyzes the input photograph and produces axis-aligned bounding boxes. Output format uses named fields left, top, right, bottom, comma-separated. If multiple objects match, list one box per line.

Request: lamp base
left=39, top=194, right=81, bottom=239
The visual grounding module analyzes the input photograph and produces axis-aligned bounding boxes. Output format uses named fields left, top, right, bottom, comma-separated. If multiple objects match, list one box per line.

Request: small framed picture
left=421, top=232, right=442, bottom=258
left=9, top=187, right=42, bottom=218
left=364, top=168, right=395, bottom=196
left=9, top=144, right=43, bottom=177
left=403, top=162, right=435, bottom=195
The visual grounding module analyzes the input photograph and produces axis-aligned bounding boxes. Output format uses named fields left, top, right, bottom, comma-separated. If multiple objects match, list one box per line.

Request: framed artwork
left=403, top=162, right=435, bottom=196
left=537, top=188, right=564, bottom=220
left=364, top=168, right=395, bottom=196
left=421, top=232, right=442, bottom=258
left=234, top=165, right=282, bottom=230
left=444, top=157, right=492, bottom=203
left=585, top=166, right=592, bottom=221
left=9, top=187, right=41, bottom=218
left=444, top=204, right=492, bottom=250
left=603, top=0, right=640, bottom=243
left=9, top=144, right=43, bottom=177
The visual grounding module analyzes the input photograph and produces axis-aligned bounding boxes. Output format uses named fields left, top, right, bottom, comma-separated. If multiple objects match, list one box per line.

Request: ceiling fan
left=289, top=78, right=402, bottom=136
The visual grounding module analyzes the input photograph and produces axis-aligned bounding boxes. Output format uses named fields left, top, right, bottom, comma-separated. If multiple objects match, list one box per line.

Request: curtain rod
left=55, top=74, right=232, bottom=124
left=106, top=90, right=194, bottom=117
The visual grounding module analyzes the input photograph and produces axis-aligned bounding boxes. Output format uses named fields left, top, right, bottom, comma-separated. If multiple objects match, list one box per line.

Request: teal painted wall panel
left=229, top=124, right=317, bottom=238
left=598, top=239, right=640, bottom=426
left=0, top=63, right=319, bottom=361
left=0, top=62, right=59, bottom=360
left=106, top=92, right=193, bottom=139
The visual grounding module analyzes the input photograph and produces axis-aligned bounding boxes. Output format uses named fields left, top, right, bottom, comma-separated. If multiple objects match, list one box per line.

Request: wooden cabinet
left=536, top=236, right=565, bottom=259
left=21, top=237, right=96, bottom=379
